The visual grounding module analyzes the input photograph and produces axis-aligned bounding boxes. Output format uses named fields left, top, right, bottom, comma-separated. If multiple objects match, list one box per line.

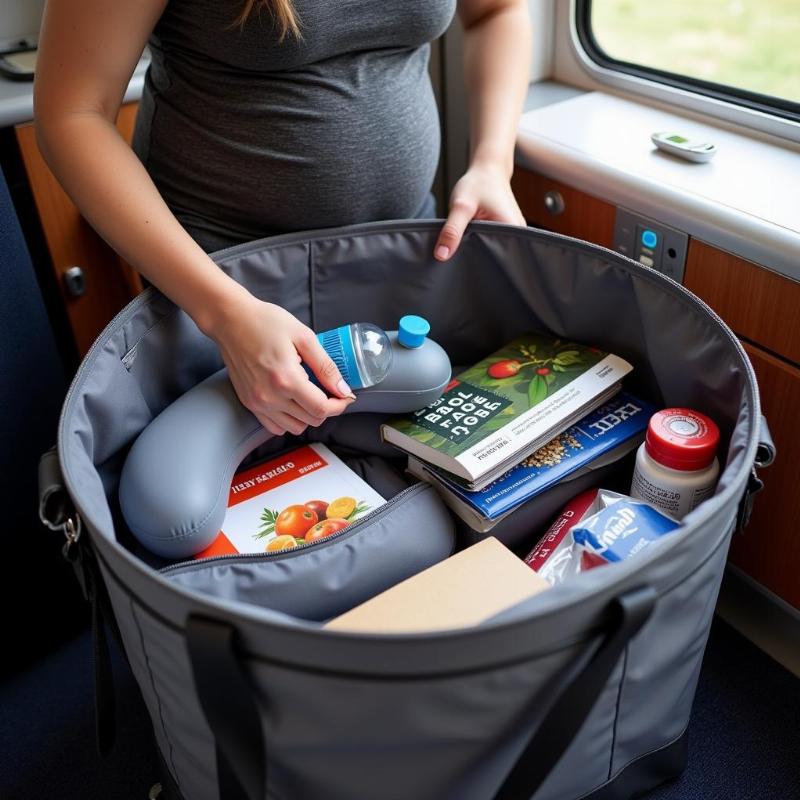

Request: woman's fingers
left=434, top=197, right=478, bottom=262
left=294, top=327, right=355, bottom=400
left=239, top=356, right=353, bottom=431
left=266, top=409, right=308, bottom=437
left=250, top=410, right=286, bottom=437
left=215, top=300, right=356, bottom=434
left=433, top=164, right=528, bottom=262
left=282, top=397, right=333, bottom=428
left=252, top=409, right=306, bottom=438
left=288, top=368, right=355, bottom=420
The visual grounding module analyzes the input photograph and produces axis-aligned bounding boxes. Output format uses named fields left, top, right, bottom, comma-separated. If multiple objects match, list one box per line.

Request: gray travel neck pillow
left=119, top=331, right=451, bottom=559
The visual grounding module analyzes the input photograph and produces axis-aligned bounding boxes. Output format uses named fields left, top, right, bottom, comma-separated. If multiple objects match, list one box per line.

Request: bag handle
left=186, top=586, right=656, bottom=800
left=186, top=616, right=267, bottom=800
left=493, top=585, right=657, bottom=800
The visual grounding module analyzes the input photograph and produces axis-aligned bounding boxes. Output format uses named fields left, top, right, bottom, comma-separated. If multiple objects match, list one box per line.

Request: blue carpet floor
left=1, top=617, right=798, bottom=799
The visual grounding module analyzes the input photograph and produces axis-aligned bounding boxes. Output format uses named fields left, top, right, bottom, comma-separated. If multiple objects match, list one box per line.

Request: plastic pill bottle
left=630, top=408, right=720, bottom=520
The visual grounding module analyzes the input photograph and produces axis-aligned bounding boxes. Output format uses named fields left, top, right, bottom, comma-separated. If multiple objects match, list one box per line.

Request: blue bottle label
left=312, top=325, right=364, bottom=389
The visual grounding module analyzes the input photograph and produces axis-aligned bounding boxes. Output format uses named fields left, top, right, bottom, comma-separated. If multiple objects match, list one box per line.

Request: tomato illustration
left=304, top=500, right=329, bottom=519
left=275, top=505, right=318, bottom=537
left=487, top=359, right=521, bottom=379
left=305, top=518, right=349, bottom=542
left=536, top=367, right=550, bottom=375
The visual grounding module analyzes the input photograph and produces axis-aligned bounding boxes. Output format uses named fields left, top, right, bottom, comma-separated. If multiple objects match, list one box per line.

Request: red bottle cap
left=645, top=408, right=719, bottom=471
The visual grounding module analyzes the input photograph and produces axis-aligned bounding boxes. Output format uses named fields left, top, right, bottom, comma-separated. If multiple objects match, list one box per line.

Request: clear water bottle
left=316, top=322, right=394, bottom=389
left=314, top=316, right=432, bottom=390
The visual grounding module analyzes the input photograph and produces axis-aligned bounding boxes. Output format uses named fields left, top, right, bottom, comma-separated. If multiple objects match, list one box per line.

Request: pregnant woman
left=34, top=0, right=530, bottom=435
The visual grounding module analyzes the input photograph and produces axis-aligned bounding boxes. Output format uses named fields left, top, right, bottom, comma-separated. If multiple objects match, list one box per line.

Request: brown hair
left=234, top=0, right=301, bottom=41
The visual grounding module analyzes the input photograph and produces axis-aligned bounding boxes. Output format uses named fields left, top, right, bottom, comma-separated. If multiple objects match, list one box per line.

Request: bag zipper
left=158, top=481, right=428, bottom=576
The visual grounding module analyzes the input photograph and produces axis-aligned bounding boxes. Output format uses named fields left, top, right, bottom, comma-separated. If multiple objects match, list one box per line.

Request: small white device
left=651, top=132, right=717, bottom=163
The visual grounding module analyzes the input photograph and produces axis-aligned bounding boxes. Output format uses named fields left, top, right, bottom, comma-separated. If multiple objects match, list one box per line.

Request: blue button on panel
left=641, top=229, right=658, bottom=249
left=398, top=315, right=430, bottom=348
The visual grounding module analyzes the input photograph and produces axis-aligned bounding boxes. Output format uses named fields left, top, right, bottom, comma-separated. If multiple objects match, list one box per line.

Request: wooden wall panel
left=684, top=239, right=800, bottom=366
left=729, top=343, right=800, bottom=608
left=15, top=103, right=143, bottom=356
left=511, top=168, right=616, bottom=249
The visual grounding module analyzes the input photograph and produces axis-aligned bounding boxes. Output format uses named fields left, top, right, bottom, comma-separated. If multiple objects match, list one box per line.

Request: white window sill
left=515, top=88, right=800, bottom=283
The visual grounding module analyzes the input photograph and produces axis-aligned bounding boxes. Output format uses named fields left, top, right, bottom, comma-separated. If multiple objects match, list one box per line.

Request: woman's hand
left=433, top=160, right=526, bottom=261
left=207, top=293, right=355, bottom=437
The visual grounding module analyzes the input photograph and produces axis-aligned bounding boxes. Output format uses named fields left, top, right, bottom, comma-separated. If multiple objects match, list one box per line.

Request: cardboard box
left=324, top=537, right=550, bottom=634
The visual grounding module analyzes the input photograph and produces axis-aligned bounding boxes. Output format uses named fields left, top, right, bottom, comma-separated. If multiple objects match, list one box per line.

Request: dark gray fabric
left=60, top=222, right=761, bottom=647
left=132, top=1, right=454, bottom=250
left=57, top=222, right=763, bottom=800
left=162, top=484, right=455, bottom=620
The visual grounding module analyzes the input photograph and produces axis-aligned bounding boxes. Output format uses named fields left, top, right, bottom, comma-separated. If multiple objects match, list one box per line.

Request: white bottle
left=630, top=408, right=720, bottom=520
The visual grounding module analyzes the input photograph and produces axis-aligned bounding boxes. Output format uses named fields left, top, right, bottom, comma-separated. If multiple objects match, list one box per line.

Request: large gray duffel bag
left=46, top=220, right=773, bottom=800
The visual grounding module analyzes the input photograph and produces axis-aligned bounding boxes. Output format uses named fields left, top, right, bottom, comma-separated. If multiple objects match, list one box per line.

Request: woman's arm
left=35, top=0, right=353, bottom=435
left=434, top=0, right=531, bottom=260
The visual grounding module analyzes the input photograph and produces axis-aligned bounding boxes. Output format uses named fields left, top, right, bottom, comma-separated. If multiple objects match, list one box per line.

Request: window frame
left=571, top=0, right=800, bottom=134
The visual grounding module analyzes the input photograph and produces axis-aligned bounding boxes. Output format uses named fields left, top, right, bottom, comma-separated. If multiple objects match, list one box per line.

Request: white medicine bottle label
left=630, top=407, right=720, bottom=520
left=631, top=464, right=699, bottom=520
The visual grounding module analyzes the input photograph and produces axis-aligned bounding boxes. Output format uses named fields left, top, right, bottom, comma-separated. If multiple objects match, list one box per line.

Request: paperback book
left=382, top=332, right=633, bottom=491
left=194, top=443, right=386, bottom=559
left=406, top=392, right=656, bottom=532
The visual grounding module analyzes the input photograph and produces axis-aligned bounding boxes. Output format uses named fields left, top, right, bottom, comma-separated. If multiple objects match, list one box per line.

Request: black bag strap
left=493, top=584, right=657, bottom=800
left=186, top=586, right=656, bottom=800
left=38, top=446, right=121, bottom=758
left=186, top=616, right=266, bottom=800
left=61, top=531, right=120, bottom=757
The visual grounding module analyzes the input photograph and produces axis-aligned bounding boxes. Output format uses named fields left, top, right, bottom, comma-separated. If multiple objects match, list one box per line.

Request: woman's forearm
left=461, top=1, right=532, bottom=177
left=432, top=0, right=530, bottom=259
left=34, top=110, right=247, bottom=336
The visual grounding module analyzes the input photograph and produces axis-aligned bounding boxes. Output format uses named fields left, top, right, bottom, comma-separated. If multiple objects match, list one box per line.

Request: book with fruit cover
left=193, top=443, right=386, bottom=559
left=406, top=392, right=656, bottom=532
left=381, top=333, right=633, bottom=491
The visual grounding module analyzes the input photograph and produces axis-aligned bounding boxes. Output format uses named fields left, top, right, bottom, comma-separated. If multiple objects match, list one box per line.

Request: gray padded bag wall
left=56, top=221, right=766, bottom=800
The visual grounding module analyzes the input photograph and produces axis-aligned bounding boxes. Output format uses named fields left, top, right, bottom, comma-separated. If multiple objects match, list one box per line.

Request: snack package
left=571, top=489, right=680, bottom=566
left=523, top=489, right=598, bottom=585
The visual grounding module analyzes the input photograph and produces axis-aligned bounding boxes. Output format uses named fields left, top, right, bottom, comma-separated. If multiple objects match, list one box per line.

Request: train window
left=575, top=0, right=800, bottom=123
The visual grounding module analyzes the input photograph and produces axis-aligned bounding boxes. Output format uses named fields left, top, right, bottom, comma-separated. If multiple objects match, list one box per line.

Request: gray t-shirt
left=133, top=0, right=456, bottom=251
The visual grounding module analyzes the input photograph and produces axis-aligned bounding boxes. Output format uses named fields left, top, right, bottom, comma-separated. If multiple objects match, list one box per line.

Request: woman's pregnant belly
left=134, top=45, right=441, bottom=241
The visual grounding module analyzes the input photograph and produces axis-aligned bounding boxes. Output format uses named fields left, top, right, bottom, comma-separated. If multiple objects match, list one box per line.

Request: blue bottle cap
left=398, top=315, right=430, bottom=349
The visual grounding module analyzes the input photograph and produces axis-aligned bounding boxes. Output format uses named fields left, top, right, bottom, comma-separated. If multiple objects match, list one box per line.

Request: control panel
left=613, top=207, right=689, bottom=284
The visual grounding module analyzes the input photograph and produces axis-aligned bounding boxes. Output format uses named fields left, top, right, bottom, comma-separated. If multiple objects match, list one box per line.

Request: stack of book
left=382, top=333, right=654, bottom=532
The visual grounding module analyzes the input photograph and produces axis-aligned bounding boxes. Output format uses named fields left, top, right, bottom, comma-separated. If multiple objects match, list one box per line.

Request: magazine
left=194, top=442, right=386, bottom=558
left=382, top=332, right=633, bottom=491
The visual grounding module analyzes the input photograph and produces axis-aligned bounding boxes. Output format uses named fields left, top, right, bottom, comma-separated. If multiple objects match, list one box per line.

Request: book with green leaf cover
left=381, top=333, right=633, bottom=491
